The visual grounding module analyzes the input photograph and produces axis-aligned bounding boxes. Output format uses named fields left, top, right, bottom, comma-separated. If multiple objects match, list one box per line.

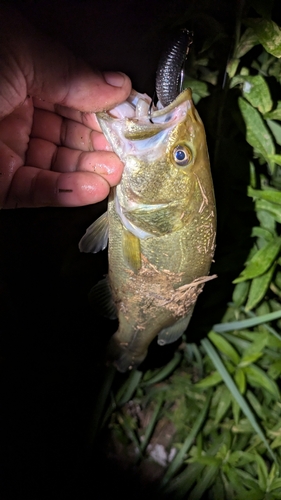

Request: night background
left=1, top=1, right=281, bottom=498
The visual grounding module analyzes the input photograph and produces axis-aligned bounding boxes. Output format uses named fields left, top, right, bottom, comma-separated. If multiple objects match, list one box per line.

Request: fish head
left=97, top=89, right=214, bottom=237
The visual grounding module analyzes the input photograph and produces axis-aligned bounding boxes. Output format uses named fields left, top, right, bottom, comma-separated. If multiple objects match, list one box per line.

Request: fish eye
left=172, top=145, right=192, bottom=167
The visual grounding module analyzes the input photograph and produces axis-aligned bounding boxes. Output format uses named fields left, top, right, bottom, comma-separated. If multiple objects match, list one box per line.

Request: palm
left=0, top=97, right=30, bottom=206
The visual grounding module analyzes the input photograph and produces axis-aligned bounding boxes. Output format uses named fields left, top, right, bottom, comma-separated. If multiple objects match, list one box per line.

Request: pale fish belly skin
left=107, top=167, right=216, bottom=372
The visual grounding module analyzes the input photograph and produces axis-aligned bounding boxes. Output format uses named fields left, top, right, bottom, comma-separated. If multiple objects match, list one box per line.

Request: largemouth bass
left=79, top=87, right=216, bottom=372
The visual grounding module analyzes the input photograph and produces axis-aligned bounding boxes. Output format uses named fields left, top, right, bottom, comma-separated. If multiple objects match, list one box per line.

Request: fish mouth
left=105, top=87, right=193, bottom=123
left=96, top=88, right=195, bottom=161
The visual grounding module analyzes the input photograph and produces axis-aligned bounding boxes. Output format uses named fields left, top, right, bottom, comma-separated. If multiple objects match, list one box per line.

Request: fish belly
left=107, top=195, right=215, bottom=372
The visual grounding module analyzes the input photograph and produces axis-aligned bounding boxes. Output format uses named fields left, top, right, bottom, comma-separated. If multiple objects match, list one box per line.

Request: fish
left=79, top=87, right=216, bottom=372
left=79, top=32, right=216, bottom=372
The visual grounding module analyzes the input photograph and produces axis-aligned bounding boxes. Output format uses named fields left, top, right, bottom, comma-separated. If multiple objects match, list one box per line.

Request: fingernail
left=103, top=71, right=125, bottom=87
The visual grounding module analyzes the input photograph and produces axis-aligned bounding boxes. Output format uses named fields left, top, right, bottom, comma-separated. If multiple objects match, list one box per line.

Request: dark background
left=0, top=1, right=244, bottom=498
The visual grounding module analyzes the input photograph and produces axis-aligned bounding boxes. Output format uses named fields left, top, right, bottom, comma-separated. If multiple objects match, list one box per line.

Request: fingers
left=0, top=96, right=33, bottom=160
left=0, top=86, right=124, bottom=209
left=33, top=98, right=102, bottom=132
left=0, top=8, right=132, bottom=118
left=29, top=45, right=132, bottom=111
left=28, top=39, right=132, bottom=111
left=31, top=108, right=109, bottom=151
left=26, top=139, right=122, bottom=185
left=4, top=168, right=118, bottom=209
left=1, top=130, right=121, bottom=209
left=1, top=133, right=123, bottom=208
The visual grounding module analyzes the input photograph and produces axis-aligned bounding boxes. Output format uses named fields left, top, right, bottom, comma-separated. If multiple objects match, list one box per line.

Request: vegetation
left=94, top=1, right=281, bottom=498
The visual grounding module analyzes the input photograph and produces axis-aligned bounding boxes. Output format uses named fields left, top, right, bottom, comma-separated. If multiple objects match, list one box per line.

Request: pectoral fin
left=122, top=227, right=141, bottom=273
left=88, top=277, right=117, bottom=320
left=78, top=212, right=109, bottom=253
left=157, top=312, right=194, bottom=346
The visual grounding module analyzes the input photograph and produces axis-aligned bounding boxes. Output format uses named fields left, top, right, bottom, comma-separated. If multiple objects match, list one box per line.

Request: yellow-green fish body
left=79, top=89, right=216, bottom=372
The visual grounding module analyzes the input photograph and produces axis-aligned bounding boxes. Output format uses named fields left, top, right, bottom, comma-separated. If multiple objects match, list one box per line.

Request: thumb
left=0, top=6, right=131, bottom=117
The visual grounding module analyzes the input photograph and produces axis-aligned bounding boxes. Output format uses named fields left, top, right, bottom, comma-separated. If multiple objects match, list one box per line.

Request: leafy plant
left=94, top=1, right=281, bottom=498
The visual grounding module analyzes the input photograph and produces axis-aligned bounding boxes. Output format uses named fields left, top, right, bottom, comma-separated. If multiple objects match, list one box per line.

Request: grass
left=90, top=1, right=281, bottom=498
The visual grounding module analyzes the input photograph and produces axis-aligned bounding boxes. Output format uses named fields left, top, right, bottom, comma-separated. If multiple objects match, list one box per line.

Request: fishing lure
left=155, top=28, right=193, bottom=107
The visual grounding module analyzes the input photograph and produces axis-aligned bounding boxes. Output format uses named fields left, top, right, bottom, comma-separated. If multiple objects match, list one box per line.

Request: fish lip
left=150, top=88, right=193, bottom=118
left=97, top=88, right=193, bottom=124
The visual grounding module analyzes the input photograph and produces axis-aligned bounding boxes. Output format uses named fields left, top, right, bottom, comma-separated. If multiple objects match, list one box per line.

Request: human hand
left=0, top=8, right=131, bottom=209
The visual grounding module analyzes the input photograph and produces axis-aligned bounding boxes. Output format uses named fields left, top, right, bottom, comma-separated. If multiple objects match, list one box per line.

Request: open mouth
left=96, top=89, right=192, bottom=162
left=107, top=89, right=191, bottom=124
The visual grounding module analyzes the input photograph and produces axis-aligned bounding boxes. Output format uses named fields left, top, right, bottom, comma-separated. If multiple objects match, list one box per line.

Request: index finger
left=33, top=98, right=102, bottom=131
left=0, top=7, right=132, bottom=118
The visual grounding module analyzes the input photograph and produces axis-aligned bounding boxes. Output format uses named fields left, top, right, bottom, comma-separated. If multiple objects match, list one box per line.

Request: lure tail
left=156, top=28, right=193, bottom=107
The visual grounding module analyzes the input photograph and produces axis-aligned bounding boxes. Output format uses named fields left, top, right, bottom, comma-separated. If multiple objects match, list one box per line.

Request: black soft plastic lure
left=156, top=29, right=193, bottom=107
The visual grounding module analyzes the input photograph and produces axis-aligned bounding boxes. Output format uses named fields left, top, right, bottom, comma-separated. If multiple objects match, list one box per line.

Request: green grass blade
left=101, top=369, right=143, bottom=427
left=141, top=352, right=182, bottom=386
left=117, top=369, right=143, bottom=406
left=161, top=390, right=212, bottom=487
left=163, top=440, right=224, bottom=499
left=187, top=464, right=219, bottom=500
left=243, top=308, right=281, bottom=342
left=140, top=393, right=164, bottom=453
left=190, top=344, right=204, bottom=378
left=163, top=462, right=205, bottom=499
left=118, top=412, right=143, bottom=458
left=201, top=338, right=276, bottom=461
left=262, top=323, right=281, bottom=341
left=213, top=309, right=281, bottom=332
